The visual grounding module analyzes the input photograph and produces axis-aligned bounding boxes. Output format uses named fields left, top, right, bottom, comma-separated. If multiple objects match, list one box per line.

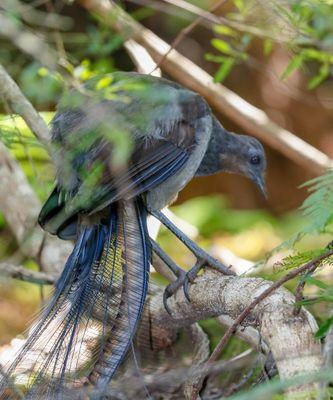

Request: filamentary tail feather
left=0, top=199, right=150, bottom=399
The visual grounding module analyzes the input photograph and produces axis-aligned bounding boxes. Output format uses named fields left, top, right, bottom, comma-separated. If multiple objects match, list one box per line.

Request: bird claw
left=163, top=259, right=204, bottom=313
left=163, top=256, right=233, bottom=315
left=163, top=270, right=186, bottom=315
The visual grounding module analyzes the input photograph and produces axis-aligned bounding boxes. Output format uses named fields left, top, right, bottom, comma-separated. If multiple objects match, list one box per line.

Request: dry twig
left=151, top=0, right=228, bottom=73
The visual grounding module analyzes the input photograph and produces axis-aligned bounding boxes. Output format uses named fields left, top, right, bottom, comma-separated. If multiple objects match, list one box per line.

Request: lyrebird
left=0, top=72, right=266, bottom=399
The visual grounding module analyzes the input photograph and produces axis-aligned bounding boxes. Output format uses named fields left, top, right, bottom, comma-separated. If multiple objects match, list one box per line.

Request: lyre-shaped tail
left=0, top=199, right=150, bottom=399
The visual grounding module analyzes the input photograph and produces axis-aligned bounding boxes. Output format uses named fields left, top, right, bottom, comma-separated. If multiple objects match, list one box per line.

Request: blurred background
left=0, top=0, right=332, bottom=371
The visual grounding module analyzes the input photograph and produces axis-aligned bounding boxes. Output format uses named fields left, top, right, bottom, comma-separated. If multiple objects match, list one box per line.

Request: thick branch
left=80, top=0, right=333, bottom=175
left=0, top=141, right=71, bottom=273
left=148, top=270, right=322, bottom=396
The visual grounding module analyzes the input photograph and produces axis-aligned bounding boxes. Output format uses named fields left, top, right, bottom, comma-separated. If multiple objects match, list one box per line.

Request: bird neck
left=195, top=118, right=230, bottom=177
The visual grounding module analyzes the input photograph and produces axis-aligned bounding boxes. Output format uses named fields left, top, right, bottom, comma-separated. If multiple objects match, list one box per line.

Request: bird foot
left=163, top=256, right=233, bottom=315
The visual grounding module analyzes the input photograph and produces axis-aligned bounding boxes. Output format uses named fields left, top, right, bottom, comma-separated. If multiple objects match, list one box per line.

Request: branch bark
left=0, top=141, right=72, bottom=273
left=148, top=269, right=323, bottom=397
left=80, top=0, right=333, bottom=175
left=0, top=64, right=50, bottom=147
left=0, top=262, right=57, bottom=285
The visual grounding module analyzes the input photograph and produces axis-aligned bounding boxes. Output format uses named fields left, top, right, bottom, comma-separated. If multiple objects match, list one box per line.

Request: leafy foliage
left=299, top=170, right=333, bottom=234
left=273, top=249, right=327, bottom=272
left=208, top=0, right=333, bottom=87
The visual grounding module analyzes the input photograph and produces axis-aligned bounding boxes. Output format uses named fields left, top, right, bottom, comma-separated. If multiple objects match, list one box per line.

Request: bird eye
left=250, top=155, right=261, bottom=165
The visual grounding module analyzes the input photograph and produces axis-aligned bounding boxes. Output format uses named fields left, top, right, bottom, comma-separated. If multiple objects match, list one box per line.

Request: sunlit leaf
left=211, top=38, right=233, bottom=55
left=280, top=54, right=304, bottom=80
left=214, top=59, right=235, bottom=82
left=205, top=53, right=228, bottom=63
left=233, top=0, right=244, bottom=12
left=213, top=24, right=236, bottom=37
left=95, top=76, right=113, bottom=90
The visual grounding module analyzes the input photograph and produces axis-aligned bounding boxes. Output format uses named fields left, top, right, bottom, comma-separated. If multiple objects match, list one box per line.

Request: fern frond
left=300, top=169, right=333, bottom=235
left=273, top=249, right=326, bottom=273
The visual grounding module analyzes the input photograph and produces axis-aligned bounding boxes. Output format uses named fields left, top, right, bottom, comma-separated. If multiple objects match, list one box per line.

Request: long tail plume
left=0, top=199, right=150, bottom=399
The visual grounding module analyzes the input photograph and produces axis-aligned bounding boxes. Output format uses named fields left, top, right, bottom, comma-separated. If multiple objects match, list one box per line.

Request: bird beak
left=252, top=173, right=267, bottom=198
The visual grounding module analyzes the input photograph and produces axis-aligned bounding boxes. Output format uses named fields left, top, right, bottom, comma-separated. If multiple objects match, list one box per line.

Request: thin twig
left=189, top=249, right=333, bottom=399
left=293, top=263, right=318, bottom=316
left=129, top=0, right=299, bottom=43
left=150, top=0, right=228, bottom=73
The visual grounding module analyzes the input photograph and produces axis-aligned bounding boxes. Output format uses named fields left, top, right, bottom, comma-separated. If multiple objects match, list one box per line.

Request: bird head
left=219, top=133, right=267, bottom=197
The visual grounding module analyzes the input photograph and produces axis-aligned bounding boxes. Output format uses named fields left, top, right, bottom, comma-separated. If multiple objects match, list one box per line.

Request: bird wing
left=39, top=97, right=202, bottom=239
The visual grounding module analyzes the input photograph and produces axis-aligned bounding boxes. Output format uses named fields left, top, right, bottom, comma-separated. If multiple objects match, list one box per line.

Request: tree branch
left=148, top=269, right=323, bottom=398
left=124, top=38, right=161, bottom=76
left=80, top=0, right=333, bottom=175
left=0, top=13, right=58, bottom=70
left=0, top=262, right=57, bottom=285
left=189, top=249, right=333, bottom=398
left=0, top=64, right=50, bottom=147
left=0, top=141, right=72, bottom=273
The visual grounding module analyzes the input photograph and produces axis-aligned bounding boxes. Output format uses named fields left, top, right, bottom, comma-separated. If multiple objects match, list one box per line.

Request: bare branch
left=1, top=0, right=72, bottom=30
left=80, top=0, right=333, bottom=175
left=0, top=270, right=322, bottom=397
left=151, top=0, right=228, bottom=74
left=0, top=12, right=58, bottom=70
left=0, top=64, right=50, bottom=147
left=124, top=38, right=161, bottom=76
left=0, top=262, right=57, bottom=285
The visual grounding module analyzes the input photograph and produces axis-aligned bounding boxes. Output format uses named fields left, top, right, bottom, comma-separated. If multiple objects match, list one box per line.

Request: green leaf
left=234, top=0, right=244, bottom=12
left=214, top=59, right=235, bottom=83
left=298, top=170, right=333, bottom=235
left=263, top=39, right=273, bottom=56
left=305, top=276, right=330, bottom=290
left=213, top=24, right=236, bottom=37
left=280, top=54, right=304, bottom=80
left=211, top=38, right=233, bottom=55
left=307, top=62, right=330, bottom=89
left=95, top=76, right=114, bottom=90
left=315, top=315, right=333, bottom=339
left=205, top=53, right=228, bottom=63
left=274, top=249, right=324, bottom=273
left=38, top=67, right=49, bottom=77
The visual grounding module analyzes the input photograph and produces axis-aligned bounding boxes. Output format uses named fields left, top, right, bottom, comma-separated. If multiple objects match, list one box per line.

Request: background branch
left=0, top=141, right=72, bottom=273
left=0, top=64, right=50, bottom=147
left=80, top=0, right=333, bottom=175
left=0, top=262, right=57, bottom=285
left=0, top=12, right=58, bottom=70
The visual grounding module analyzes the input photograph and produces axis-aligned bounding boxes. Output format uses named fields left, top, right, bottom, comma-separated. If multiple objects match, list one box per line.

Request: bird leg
left=150, top=239, right=186, bottom=314
left=148, top=209, right=235, bottom=309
